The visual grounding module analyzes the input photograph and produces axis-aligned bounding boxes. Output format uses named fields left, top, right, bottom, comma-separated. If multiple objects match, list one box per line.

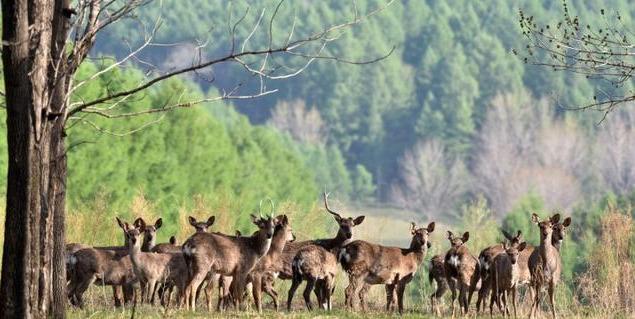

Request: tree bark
left=1, top=1, right=69, bottom=318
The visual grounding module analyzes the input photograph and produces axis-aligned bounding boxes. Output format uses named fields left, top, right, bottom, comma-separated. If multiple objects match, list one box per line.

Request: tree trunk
left=1, top=1, right=69, bottom=318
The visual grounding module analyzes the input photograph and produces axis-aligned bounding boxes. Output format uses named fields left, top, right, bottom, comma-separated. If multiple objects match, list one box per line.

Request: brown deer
left=489, top=241, right=528, bottom=318
left=475, top=230, right=524, bottom=313
left=182, top=214, right=275, bottom=311
left=280, top=192, right=365, bottom=311
left=66, top=217, right=148, bottom=307
left=119, top=218, right=188, bottom=306
left=338, top=222, right=435, bottom=314
left=248, top=214, right=295, bottom=312
left=528, top=213, right=571, bottom=319
left=445, top=231, right=480, bottom=316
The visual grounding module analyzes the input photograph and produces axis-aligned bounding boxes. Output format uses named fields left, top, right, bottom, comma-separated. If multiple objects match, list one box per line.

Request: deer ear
left=250, top=214, right=259, bottom=224
left=427, top=222, right=435, bottom=233
left=462, top=232, right=470, bottom=243
left=501, top=230, right=513, bottom=241
left=169, top=236, right=177, bottom=245
left=531, top=213, right=540, bottom=224
left=155, top=218, right=163, bottom=229
left=562, top=217, right=571, bottom=227
left=550, top=214, right=561, bottom=224
left=447, top=231, right=454, bottom=240
left=282, top=215, right=289, bottom=225
left=518, top=242, right=527, bottom=251
left=137, top=218, right=146, bottom=232
left=206, top=216, right=216, bottom=227
left=133, top=217, right=143, bottom=228
left=517, top=230, right=522, bottom=237
left=116, top=217, right=125, bottom=230
left=188, top=216, right=197, bottom=226
left=353, top=216, right=365, bottom=226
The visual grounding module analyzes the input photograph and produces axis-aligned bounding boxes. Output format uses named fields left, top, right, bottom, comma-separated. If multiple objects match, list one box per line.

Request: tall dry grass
left=578, top=206, right=635, bottom=315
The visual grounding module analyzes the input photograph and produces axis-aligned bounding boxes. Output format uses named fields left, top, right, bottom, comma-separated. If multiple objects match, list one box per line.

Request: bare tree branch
left=65, top=0, right=396, bottom=120
left=516, top=1, right=635, bottom=114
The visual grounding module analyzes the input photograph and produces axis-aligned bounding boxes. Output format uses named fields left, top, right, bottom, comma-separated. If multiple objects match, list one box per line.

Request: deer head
left=503, top=241, right=527, bottom=264
left=501, top=229, right=523, bottom=247
left=324, top=192, right=365, bottom=240
left=531, top=213, right=559, bottom=242
left=447, top=230, right=470, bottom=249
left=117, top=217, right=144, bottom=250
left=410, top=222, right=435, bottom=250
left=188, top=216, right=215, bottom=233
left=552, top=216, right=572, bottom=246
left=275, top=214, right=295, bottom=242
left=250, top=214, right=275, bottom=240
left=133, top=217, right=162, bottom=250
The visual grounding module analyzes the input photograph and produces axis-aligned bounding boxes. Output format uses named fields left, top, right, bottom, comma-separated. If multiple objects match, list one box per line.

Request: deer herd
left=65, top=193, right=572, bottom=318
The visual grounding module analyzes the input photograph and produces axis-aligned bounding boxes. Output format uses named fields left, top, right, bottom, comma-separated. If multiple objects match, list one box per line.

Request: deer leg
left=112, top=286, right=123, bottom=307
left=252, top=275, right=263, bottom=313
left=396, top=282, right=407, bottom=315
left=477, top=275, right=490, bottom=314
left=324, top=275, right=334, bottom=311
left=187, top=270, right=208, bottom=311
left=73, top=274, right=96, bottom=308
left=287, top=273, right=302, bottom=311
left=348, top=275, right=366, bottom=310
left=548, top=282, right=556, bottom=319
left=202, top=275, right=214, bottom=312
left=385, top=284, right=395, bottom=311
left=512, top=287, right=517, bottom=319
left=458, top=283, right=467, bottom=315
left=529, top=283, right=539, bottom=319
left=449, top=278, right=457, bottom=318
left=262, top=278, right=279, bottom=311
left=303, top=277, right=316, bottom=311
left=356, top=282, right=367, bottom=311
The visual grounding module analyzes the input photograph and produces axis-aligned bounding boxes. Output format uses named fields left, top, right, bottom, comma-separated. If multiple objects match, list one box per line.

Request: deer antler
left=323, top=192, right=341, bottom=219
left=267, top=198, right=275, bottom=218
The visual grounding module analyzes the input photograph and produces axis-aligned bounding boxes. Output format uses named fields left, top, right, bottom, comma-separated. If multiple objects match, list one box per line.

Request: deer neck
left=539, top=231, right=558, bottom=263
left=128, top=242, right=143, bottom=267
left=252, top=232, right=273, bottom=257
left=332, top=231, right=352, bottom=247
left=407, top=239, right=426, bottom=264
left=267, top=227, right=287, bottom=257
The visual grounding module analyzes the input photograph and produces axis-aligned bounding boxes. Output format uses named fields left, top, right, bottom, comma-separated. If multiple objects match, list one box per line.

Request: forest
left=0, top=0, right=634, bottom=318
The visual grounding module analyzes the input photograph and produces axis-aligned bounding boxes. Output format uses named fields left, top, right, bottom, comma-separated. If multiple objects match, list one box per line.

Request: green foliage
left=89, top=0, right=626, bottom=197
left=351, top=164, right=375, bottom=201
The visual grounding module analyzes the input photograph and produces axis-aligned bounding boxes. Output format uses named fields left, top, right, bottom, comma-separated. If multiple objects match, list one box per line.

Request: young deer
left=119, top=218, right=188, bottom=306
left=67, top=246, right=136, bottom=307
left=248, top=215, right=295, bottom=312
left=528, top=213, right=571, bottom=319
left=489, top=241, right=528, bottom=318
left=338, top=222, right=435, bottom=314
left=445, top=231, right=480, bottom=316
left=66, top=217, right=142, bottom=307
left=182, top=214, right=275, bottom=311
left=282, top=192, right=366, bottom=311
left=475, top=230, right=524, bottom=313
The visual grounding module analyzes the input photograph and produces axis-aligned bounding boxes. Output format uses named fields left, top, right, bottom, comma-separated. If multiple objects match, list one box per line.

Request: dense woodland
left=0, top=0, right=635, bottom=312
